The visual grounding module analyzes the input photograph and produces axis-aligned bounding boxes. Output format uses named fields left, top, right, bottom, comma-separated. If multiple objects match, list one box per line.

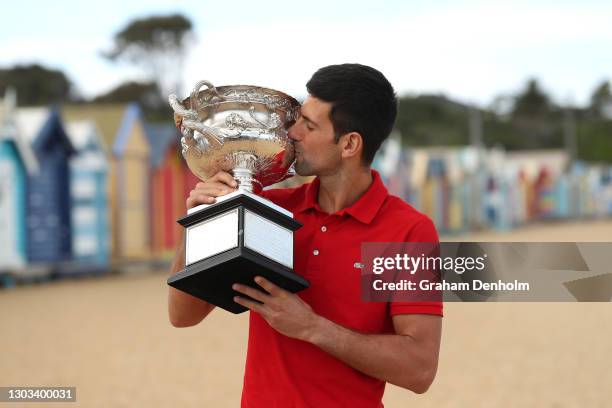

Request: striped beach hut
left=15, top=107, right=75, bottom=264
left=0, top=90, right=39, bottom=270
left=65, top=120, right=110, bottom=267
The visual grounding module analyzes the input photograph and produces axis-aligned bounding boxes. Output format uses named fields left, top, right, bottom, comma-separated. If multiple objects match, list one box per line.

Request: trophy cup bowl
left=167, top=80, right=309, bottom=313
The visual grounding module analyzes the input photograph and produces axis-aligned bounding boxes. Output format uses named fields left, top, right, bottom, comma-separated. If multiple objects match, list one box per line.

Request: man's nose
left=288, top=123, right=300, bottom=141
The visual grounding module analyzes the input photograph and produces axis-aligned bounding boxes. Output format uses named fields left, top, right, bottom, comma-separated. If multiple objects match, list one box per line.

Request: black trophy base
left=168, top=246, right=309, bottom=314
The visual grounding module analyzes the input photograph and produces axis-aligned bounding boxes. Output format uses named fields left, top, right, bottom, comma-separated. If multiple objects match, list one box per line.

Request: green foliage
left=91, top=80, right=173, bottom=123
left=103, top=14, right=194, bottom=98
left=589, top=80, right=612, bottom=118
left=0, top=64, right=72, bottom=106
left=394, top=78, right=580, bottom=157
left=481, top=116, right=521, bottom=149
left=104, top=14, right=192, bottom=61
left=93, top=81, right=158, bottom=104
left=395, top=95, right=469, bottom=146
left=577, top=120, right=612, bottom=162
left=512, top=78, right=552, bottom=118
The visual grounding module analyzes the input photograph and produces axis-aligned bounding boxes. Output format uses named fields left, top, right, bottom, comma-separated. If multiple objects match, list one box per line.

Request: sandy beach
left=1, top=219, right=611, bottom=407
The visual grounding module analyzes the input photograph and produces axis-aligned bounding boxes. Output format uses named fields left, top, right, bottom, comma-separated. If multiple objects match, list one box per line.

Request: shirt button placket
left=312, top=218, right=330, bottom=263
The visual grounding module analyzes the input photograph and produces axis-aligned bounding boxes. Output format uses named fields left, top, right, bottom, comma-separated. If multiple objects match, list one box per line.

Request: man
left=168, top=64, right=442, bottom=407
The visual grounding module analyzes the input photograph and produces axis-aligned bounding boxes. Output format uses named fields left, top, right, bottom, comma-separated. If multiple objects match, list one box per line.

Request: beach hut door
left=0, top=161, right=17, bottom=263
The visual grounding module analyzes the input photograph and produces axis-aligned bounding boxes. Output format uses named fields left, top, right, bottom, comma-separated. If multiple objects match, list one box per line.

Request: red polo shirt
left=242, top=170, right=442, bottom=408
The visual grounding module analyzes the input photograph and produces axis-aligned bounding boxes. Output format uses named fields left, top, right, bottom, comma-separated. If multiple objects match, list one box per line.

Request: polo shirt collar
left=296, top=169, right=388, bottom=224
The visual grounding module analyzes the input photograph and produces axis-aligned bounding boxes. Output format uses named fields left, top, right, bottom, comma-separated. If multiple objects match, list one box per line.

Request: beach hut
left=65, top=120, right=110, bottom=268
left=62, top=104, right=151, bottom=261
left=15, top=108, right=75, bottom=264
left=554, top=174, right=570, bottom=219
left=111, top=104, right=152, bottom=260
left=535, top=167, right=556, bottom=218
left=0, top=90, right=39, bottom=270
left=145, top=123, right=184, bottom=257
left=426, top=157, right=448, bottom=232
left=372, top=133, right=402, bottom=188
left=406, top=149, right=429, bottom=212
left=445, top=151, right=464, bottom=233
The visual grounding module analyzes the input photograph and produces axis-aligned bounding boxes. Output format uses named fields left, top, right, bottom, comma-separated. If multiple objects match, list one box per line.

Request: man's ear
left=340, top=131, right=363, bottom=159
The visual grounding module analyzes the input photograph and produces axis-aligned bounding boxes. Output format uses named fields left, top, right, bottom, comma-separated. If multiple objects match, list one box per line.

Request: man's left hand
left=233, top=276, right=319, bottom=342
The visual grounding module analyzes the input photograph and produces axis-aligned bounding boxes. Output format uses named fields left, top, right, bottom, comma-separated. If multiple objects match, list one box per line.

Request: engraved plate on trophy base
left=167, top=193, right=309, bottom=314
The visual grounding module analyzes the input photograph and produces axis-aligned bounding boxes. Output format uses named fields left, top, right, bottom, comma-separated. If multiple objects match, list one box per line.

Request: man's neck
left=317, top=166, right=373, bottom=214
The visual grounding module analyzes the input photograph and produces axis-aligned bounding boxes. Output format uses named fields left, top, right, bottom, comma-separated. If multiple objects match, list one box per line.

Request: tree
left=92, top=80, right=159, bottom=105
left=103, top=14, right=194, bottom=102
left=589, top=80, right=612, bottom=119
left=92, top=80, right=172, bottom=121
left=510, top=79, right=561, bottom=149
left=512, top=78, right=552, bottom=118
left=0, top=64, right=73, bottom=106
left=395, top=94, right=470, bottom=146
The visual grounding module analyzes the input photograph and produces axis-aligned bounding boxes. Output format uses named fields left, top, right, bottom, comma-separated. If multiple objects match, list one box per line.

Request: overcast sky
left=1, top=0, right=611, bottom=107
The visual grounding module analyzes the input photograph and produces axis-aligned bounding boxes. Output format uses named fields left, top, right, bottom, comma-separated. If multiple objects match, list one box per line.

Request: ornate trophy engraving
left=167, top=80, right=309, bottom=313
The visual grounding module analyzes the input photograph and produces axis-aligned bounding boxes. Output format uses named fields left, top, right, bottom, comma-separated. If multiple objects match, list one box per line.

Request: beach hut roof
left=62, top=103, right=127, bottom=151
left=14, top=108, right=49, bottom=144
left=65, top=119, right=105, bottom=152
left=0, top=89, right=39, bottom=174
left=15, top=107, right=75, bottom=155
left=112, top=103, right=146, bottom=156
left=65, top=120, right=108, bottom=170
left=144, top=123, right=180, bottom=168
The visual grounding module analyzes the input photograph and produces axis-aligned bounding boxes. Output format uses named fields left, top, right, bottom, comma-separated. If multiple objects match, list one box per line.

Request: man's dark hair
left=306, top=63, right=397, bottom=165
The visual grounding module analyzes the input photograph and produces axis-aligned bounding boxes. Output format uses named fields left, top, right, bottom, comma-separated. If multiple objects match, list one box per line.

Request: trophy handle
left=190, top=80, right=225, bottom=112
left=168, top=80, right=225, bottom=119
left=169, top=94, right=197, bottom=120
left=169, top=82, right=226, bottom=148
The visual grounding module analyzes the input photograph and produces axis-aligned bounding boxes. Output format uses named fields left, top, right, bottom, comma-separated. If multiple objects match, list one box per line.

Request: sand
left=1, top=219, right=611, bottom=407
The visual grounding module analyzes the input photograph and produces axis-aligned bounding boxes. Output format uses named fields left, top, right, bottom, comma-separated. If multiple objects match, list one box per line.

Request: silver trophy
left=167, top=80, right=309, bottom=313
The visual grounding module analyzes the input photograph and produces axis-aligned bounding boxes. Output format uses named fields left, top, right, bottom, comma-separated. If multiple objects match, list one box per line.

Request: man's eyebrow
left=300, top=111, right=319, bottom=127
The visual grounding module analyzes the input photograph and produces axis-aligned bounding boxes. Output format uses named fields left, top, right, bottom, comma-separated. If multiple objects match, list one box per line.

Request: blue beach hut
left=15, top=108, right=75, bottom=264
left=65, top=120, right=110, bottom=268
left=0, top=90, right=39, bottom=270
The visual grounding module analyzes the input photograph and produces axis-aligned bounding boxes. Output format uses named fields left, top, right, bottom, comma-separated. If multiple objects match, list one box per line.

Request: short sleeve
left=407, top=216, right=439, bottom=243
left=390, top=216, right=444, bottom=317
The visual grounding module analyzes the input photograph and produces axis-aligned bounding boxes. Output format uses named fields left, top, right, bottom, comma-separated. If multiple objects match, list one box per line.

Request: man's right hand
left=169, top=171, right=238, bottom=328
left=186, top=171, right=238, bottom=209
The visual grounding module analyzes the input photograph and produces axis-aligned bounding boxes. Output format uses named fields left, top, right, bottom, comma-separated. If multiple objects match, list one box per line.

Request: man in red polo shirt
left=168, top=64, right=442, bottom=407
